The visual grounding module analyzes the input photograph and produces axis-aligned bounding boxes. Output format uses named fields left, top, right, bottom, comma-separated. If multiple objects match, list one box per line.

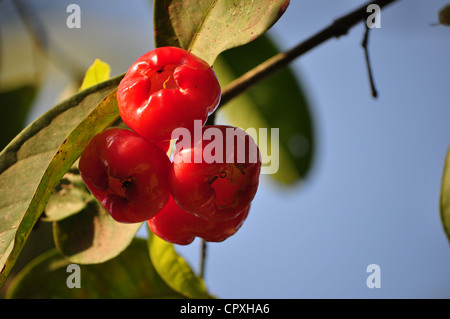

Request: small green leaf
left=0, top=84, right=38, bottom=150
left=0, top=75, right=123, bottom=287
left=6, top=238, right=184, bottom=299
left=79, top=59, right=111, bottom=91
left=154, top=0, right=290, bottom=65
left=214, top=35, right=314, bottom=185
left=148, top=230, right=212, bottom=299
left=53, top=199, right=142, bottom=265
left=440, top=144, right=450, bottom=243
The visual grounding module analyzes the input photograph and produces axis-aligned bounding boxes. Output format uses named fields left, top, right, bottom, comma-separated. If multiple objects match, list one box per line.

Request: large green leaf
left=440, top=144, right=450, bottom=243
left=0, top=84, right=38, bottom=150
left=154, top=0, right=290, bottom=65
left=148, top=230, right=212, bottom=299
left=0, top=74, right=124, bottom=287
left=5, top=238, right=184, bottom=299
left=214, top=35, right=314, bottom=185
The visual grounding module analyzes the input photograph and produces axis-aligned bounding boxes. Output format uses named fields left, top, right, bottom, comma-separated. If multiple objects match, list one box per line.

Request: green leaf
left=43, top=167, right=92, bottom=222
left=440, top=144, right=450, bottom=243
left=214, top=35, right=314, bottom=185
left=148, top=230, right=212, bottom=299
left=154, top=0, right=290, bottom=65
left=79, top=59, right=111, bottom=91
left=0, top=84, right=38, bottom=150
left=0, top=74, right=123, bottom=287
left=5, top=238, right=184, bottom=299
left=53, top=199, right=142, bottom=265
left=154, top=0, right=181, bottom=48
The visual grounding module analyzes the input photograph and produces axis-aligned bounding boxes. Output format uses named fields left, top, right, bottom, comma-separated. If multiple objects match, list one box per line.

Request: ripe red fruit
left=169, top=125, right=261, bottom=222
left=79, top=128, right=171, bottom=223
left=148, top=196, right=250, bottom=245
left=117, top=46, right=221, bottom=144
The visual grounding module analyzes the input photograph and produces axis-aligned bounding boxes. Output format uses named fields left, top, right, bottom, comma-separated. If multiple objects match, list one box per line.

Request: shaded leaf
left=6, top=238, right=184, bottom=299
left=154, top=0, right=181, bottom=48
left=43, top=167, right=92, bottom=222
left=79, top=59, right=111, bottom=91
left=53, top=199, right=142, bottom=265
left=0, top=220, right=54, bottom=299
left=440, top=144, right=450, bottom=243
left=214, top=35, right=314, bottom=185
left=0, top=74, right=124, bottom=287
left=0, top=84, right=38, bottom=150
left=154, top=0, right=290, bottom=65
left=148, top=230, right=212, bottom=299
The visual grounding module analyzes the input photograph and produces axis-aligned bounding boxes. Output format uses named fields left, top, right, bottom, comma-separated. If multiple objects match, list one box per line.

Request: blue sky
left=1, top=0, right=450, bottom=298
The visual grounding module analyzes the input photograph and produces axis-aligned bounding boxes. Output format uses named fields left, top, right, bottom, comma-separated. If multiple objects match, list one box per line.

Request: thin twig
left=219, top=0, right=398, bottom=108
left=199, top=239, right=207, bottom=279
left=362, top=26, right=378, bottom=98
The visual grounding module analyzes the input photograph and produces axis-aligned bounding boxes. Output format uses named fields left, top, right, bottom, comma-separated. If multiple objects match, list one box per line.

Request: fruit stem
left=361, top=26, right=378, bottom=98
left=199, top=239, right=207, bottom=279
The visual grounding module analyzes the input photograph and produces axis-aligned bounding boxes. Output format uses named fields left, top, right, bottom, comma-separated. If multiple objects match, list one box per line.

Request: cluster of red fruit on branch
left=79, top=47, right=262, bottom=245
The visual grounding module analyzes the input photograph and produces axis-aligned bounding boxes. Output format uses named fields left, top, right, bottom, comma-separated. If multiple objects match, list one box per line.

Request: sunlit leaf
left=79, top=59, right=111, bottom=91
left=154, top=0, right=290, bottom=65
left=440, top=144, right=450, bottom=243
left=148, top=230, right=212, bottom=299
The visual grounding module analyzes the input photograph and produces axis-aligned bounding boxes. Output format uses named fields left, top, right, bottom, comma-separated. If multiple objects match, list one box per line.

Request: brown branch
left=219, top=0, right=399, bottom=107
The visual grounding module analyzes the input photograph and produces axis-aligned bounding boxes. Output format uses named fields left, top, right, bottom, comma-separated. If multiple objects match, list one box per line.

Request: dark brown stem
left=362, top=26, right=378, bottom=98
left=219, top=0, right=398, bottom=108
left=199, top=239, right=207, bottom=279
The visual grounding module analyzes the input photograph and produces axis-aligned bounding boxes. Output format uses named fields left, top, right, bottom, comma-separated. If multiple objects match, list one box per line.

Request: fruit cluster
left=79, top=47, right=262, bottom=245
